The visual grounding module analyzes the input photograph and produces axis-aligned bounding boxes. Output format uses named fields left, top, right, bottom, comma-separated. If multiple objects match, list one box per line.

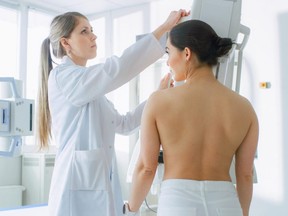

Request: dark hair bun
left=214, top=37, right=233, bottom=57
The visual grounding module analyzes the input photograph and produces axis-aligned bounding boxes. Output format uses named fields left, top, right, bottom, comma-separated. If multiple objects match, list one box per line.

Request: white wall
left=240, top=0, right=288, bottom=215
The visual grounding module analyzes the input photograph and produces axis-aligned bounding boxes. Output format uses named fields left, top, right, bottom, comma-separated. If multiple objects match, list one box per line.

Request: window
left=26, top=10, right=52, bottom=103
left=110, top=11, right=144, bottom=153
left=88, top=17, right=106, bottom=65
left=0, top=6, right=17, bottom=78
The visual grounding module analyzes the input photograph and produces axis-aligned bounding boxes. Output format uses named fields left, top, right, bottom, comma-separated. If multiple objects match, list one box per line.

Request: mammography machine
left=0, top=77, right=34, bottom=157
left=182, top=0, right=250, bottom=92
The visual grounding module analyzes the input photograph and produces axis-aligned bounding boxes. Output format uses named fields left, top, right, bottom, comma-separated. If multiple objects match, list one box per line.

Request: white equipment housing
left=187, top=0, right=250, bottom=92
left=0, top=77, right=34, bottom=157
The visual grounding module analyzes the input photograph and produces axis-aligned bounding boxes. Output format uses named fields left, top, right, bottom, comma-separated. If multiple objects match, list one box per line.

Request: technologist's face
left=165, top=38, right=186, bottom=81
left=65, top=17, right=97, bottom=66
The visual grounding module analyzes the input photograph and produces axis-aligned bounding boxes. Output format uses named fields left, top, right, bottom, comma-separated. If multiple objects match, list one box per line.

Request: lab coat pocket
left=71, top=149, right=108, bottom=190
left=216, top=208, right=243, bottom=216
left=157, top=207, right=197, bottom=216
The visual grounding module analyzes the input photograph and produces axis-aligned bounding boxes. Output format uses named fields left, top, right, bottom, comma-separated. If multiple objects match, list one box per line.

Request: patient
left=125, top=20, right=258, bottom=216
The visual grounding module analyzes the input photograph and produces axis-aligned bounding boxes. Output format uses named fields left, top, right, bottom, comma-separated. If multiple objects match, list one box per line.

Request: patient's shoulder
left=146, top=89, right=172, bottom=112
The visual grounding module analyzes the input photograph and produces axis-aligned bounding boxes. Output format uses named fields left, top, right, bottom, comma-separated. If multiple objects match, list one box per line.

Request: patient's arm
left=128, top=93, right=161, bottom=212
left=235, top=111, right=259, bottom=216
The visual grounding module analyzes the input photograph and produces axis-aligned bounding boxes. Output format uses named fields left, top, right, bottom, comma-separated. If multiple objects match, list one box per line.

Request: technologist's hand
left=158, top=73, right=174, bottom=90
left=153, top=9, right=190, bottom=40
left=163, top=9, right=190, bottom=31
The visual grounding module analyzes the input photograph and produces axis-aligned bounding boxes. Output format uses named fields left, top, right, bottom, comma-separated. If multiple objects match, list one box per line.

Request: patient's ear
left=184, top=47, right=192, bottom=61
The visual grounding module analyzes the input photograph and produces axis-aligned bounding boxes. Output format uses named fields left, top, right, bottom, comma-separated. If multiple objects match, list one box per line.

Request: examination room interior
left=0, top=0, right=287, bottom=215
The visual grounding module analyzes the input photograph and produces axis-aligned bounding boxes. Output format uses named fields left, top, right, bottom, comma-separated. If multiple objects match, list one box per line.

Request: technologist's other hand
left=158, top=73, right=174, bottom=90
left=123, top=203, right=139, bottom=216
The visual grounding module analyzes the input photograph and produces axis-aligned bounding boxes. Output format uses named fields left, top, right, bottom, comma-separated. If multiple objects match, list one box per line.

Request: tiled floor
left=0, top=205, right=48, bottom=216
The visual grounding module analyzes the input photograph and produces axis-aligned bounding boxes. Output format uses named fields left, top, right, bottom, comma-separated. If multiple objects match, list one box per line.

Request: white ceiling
left=4, top=0, right=160, bottom=16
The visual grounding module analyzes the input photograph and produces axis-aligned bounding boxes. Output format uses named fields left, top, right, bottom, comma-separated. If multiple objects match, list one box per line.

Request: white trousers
left=157, top=179, right=243, bottom=216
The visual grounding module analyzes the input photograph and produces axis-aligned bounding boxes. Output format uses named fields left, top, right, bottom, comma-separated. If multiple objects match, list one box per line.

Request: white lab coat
left=47, top=33, right=164, bottom=216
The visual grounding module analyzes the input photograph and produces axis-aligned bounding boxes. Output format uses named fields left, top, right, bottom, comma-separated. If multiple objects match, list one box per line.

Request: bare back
left=152, top=75, right=255, bottom=181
